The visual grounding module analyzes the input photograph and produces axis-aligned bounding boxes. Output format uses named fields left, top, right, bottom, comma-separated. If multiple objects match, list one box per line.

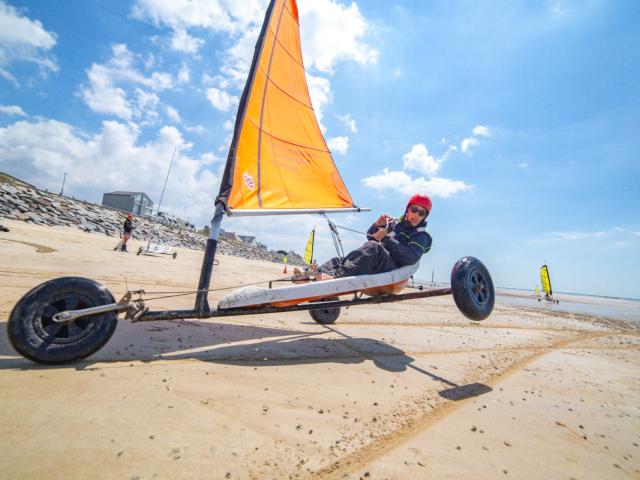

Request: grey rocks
left=0, top=181, right=305, bottom=266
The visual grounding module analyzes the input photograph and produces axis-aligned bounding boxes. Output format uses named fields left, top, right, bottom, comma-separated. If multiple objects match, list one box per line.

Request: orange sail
left=216, top=0, right=359, bottom=216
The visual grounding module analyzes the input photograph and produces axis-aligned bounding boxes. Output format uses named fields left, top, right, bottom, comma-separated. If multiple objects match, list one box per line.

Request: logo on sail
left=243, top=172, right=255, bottom=190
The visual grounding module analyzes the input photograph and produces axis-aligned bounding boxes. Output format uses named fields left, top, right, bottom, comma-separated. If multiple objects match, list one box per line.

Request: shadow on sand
left=0, top=318, right=491, bottom=400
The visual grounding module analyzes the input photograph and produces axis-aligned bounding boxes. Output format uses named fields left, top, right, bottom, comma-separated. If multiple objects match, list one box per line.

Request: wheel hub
left=35, top=296, right=96, bottom=344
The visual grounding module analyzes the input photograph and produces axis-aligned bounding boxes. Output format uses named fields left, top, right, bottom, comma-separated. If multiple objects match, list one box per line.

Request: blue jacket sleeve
left=366, top=222, right=378, bottom=241
left=381, top=231, right=432, bottom=266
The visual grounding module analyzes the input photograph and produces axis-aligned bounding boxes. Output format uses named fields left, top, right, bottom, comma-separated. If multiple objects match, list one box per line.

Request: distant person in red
left=120, top=214, right=134, bottom=252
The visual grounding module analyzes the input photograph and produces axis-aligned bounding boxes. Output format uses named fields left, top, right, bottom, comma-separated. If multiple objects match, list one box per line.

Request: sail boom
left=227, top=207, right=370, bottom=217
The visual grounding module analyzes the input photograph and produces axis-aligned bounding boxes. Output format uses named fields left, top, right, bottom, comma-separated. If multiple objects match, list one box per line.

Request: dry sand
left=1, top=219, right=639, bottom=479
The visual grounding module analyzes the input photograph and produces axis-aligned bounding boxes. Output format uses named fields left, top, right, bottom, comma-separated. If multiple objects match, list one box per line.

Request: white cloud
left=170, top=28, right=204, bottom=53
left=81, top=64, right=131, bottom=119
left=134, top=88, right=160, bottom=122
left=202, top=72, right=229, bottom=89
left=177, top=64, right=190, bottom=83
left=518, top=162, right=528, bottom=169
left=327, top=136, right=349, bottom=155
left=0, top=118, right=220, bottom=225
left=460, top=137, right=479, bottom=153
left=131, top=0, right=267, bottom=54
left=219, top=23, right=263, bottom=87
left=79, top=44, right=173, bottom=121
left=143, top=53, right=155, bottom=70
left=0, top=1, right=58, bottom=83
left=307, top=74, right=332, bottom=131
left=402, top=144, right=440, bottom=176
left=298, top=0, right=378, bottom=73
left=131, top=1, right=376, bottom=133
left=461, top=124, right=491, bottom=154
left=131, top=0, right=376, bottom=72
left=362, top=124, right=492, bottom=199
left=185, top=124, right=205, bottom=134
left=529, top=230, right=609, bottom=245
left=165, top=105, right=181, bottom=122
left=337, top=113, right=357, bottom=133
left=362, top=168, right=469, bottom=198
left=472, top=125, right=491, bottom=137
left=131, top=0, right=235, bottom=32
left=206, top=87, right=237, bottom=111
left=0, top=104, right=26, bottom=116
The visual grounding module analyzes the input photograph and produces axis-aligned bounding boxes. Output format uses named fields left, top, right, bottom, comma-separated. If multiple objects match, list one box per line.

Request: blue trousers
left=319, top=241, right=399, bottom=278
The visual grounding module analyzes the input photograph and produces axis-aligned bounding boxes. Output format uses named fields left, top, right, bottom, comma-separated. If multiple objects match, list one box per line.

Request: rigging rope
left=136, top=212, right=372, bottom=302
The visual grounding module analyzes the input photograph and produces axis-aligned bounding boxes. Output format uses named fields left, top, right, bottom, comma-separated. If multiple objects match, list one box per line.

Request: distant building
left=220, top=231, right=241, bottom=242
left=238, top=235, right=258, bottom=246
left=102, top=191, right=154, bottom=216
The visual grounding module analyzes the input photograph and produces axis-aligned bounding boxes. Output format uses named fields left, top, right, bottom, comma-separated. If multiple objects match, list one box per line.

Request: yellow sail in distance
left=304, top=228, right=314, bottom=264
left=540, top=265, right=552, bottom=296
left=218, top=0, right=355, bottom=214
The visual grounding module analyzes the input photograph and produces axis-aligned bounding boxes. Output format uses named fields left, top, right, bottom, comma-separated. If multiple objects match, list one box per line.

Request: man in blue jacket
left=301, top=193, right=432, bottom=280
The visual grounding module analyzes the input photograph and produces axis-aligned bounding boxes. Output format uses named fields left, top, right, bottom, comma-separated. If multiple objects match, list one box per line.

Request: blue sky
left=0, top=0, right=639, bottom=298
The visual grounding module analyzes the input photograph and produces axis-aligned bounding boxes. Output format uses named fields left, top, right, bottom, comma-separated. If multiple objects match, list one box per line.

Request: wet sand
left=1, top=219, right=639, bottom=479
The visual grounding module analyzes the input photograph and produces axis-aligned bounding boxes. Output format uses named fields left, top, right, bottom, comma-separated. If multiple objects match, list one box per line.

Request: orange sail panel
left=217, top=0, right=355, bottom=214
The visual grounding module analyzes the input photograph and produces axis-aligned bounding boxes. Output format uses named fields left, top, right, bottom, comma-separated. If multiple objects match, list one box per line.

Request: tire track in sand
left=0, top=238, right=56, bottom=253
left=311, top=330, right=616, bottom=480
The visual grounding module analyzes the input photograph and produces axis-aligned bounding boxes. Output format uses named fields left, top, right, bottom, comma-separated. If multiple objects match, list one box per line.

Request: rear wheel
left=309, top=297, right=341, bottom=325
left=451, top=257, right=494, bottom=321
left=8, top=277, right=118, bottom=364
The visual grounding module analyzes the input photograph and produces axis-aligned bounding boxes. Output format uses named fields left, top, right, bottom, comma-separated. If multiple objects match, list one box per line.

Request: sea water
left=495, top=288, right=640, bottom=325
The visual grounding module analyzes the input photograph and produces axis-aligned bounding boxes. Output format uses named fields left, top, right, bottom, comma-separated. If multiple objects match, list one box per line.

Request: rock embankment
left=0, top=180, right=305, bottom=266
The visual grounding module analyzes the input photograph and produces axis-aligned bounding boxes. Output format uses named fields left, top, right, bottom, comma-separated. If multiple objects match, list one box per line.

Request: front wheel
left=8, top=277, right=118, bottom=364
left=451, top=257, right=495, bottom=321
left=309, top=297, right=341, bottom=325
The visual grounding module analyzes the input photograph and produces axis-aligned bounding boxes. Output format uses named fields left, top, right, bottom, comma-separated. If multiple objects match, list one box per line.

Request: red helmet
left=127, top=214, right=133, bottom=220
left=406, top=193, right=432, bottom=216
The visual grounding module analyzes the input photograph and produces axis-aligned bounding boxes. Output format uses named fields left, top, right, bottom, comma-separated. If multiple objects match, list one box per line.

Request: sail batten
left=243, top=116, right=329, bottom=152
left=255, top=66, right=313, bottom=109
left=216, top=0, right=357, bottom=216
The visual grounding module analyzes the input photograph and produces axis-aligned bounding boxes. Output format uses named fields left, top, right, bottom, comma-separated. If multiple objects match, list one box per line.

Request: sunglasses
left=408, top=205, right=428, bottom=217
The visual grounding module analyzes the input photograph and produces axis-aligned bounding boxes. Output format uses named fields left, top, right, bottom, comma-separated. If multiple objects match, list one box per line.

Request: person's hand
left=372, top=227, right=387, bottom=242
left=375, top=214, right=391, bottom=227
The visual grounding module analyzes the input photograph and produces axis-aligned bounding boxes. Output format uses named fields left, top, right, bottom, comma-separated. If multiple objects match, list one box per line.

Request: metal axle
left=50, top=287, right=453, bottom=324
left=52, top=291, right=136, bottom=323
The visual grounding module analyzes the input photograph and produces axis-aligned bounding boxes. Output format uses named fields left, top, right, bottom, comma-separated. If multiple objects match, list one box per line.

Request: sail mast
left=216, top=0, right=277, bottom=210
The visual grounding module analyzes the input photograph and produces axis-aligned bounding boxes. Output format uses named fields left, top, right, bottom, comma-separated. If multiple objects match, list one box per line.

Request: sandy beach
left=1, top=219, right=639, bottom=479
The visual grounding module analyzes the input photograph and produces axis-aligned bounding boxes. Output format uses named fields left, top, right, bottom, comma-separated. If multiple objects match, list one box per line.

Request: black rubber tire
left=451, top=256, right=495, bottom=321
left=8, top=277, right=118, bottom=364
left=172, top=252, right=177, bottom=259
left=309, top=297, right=341, bottom=325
